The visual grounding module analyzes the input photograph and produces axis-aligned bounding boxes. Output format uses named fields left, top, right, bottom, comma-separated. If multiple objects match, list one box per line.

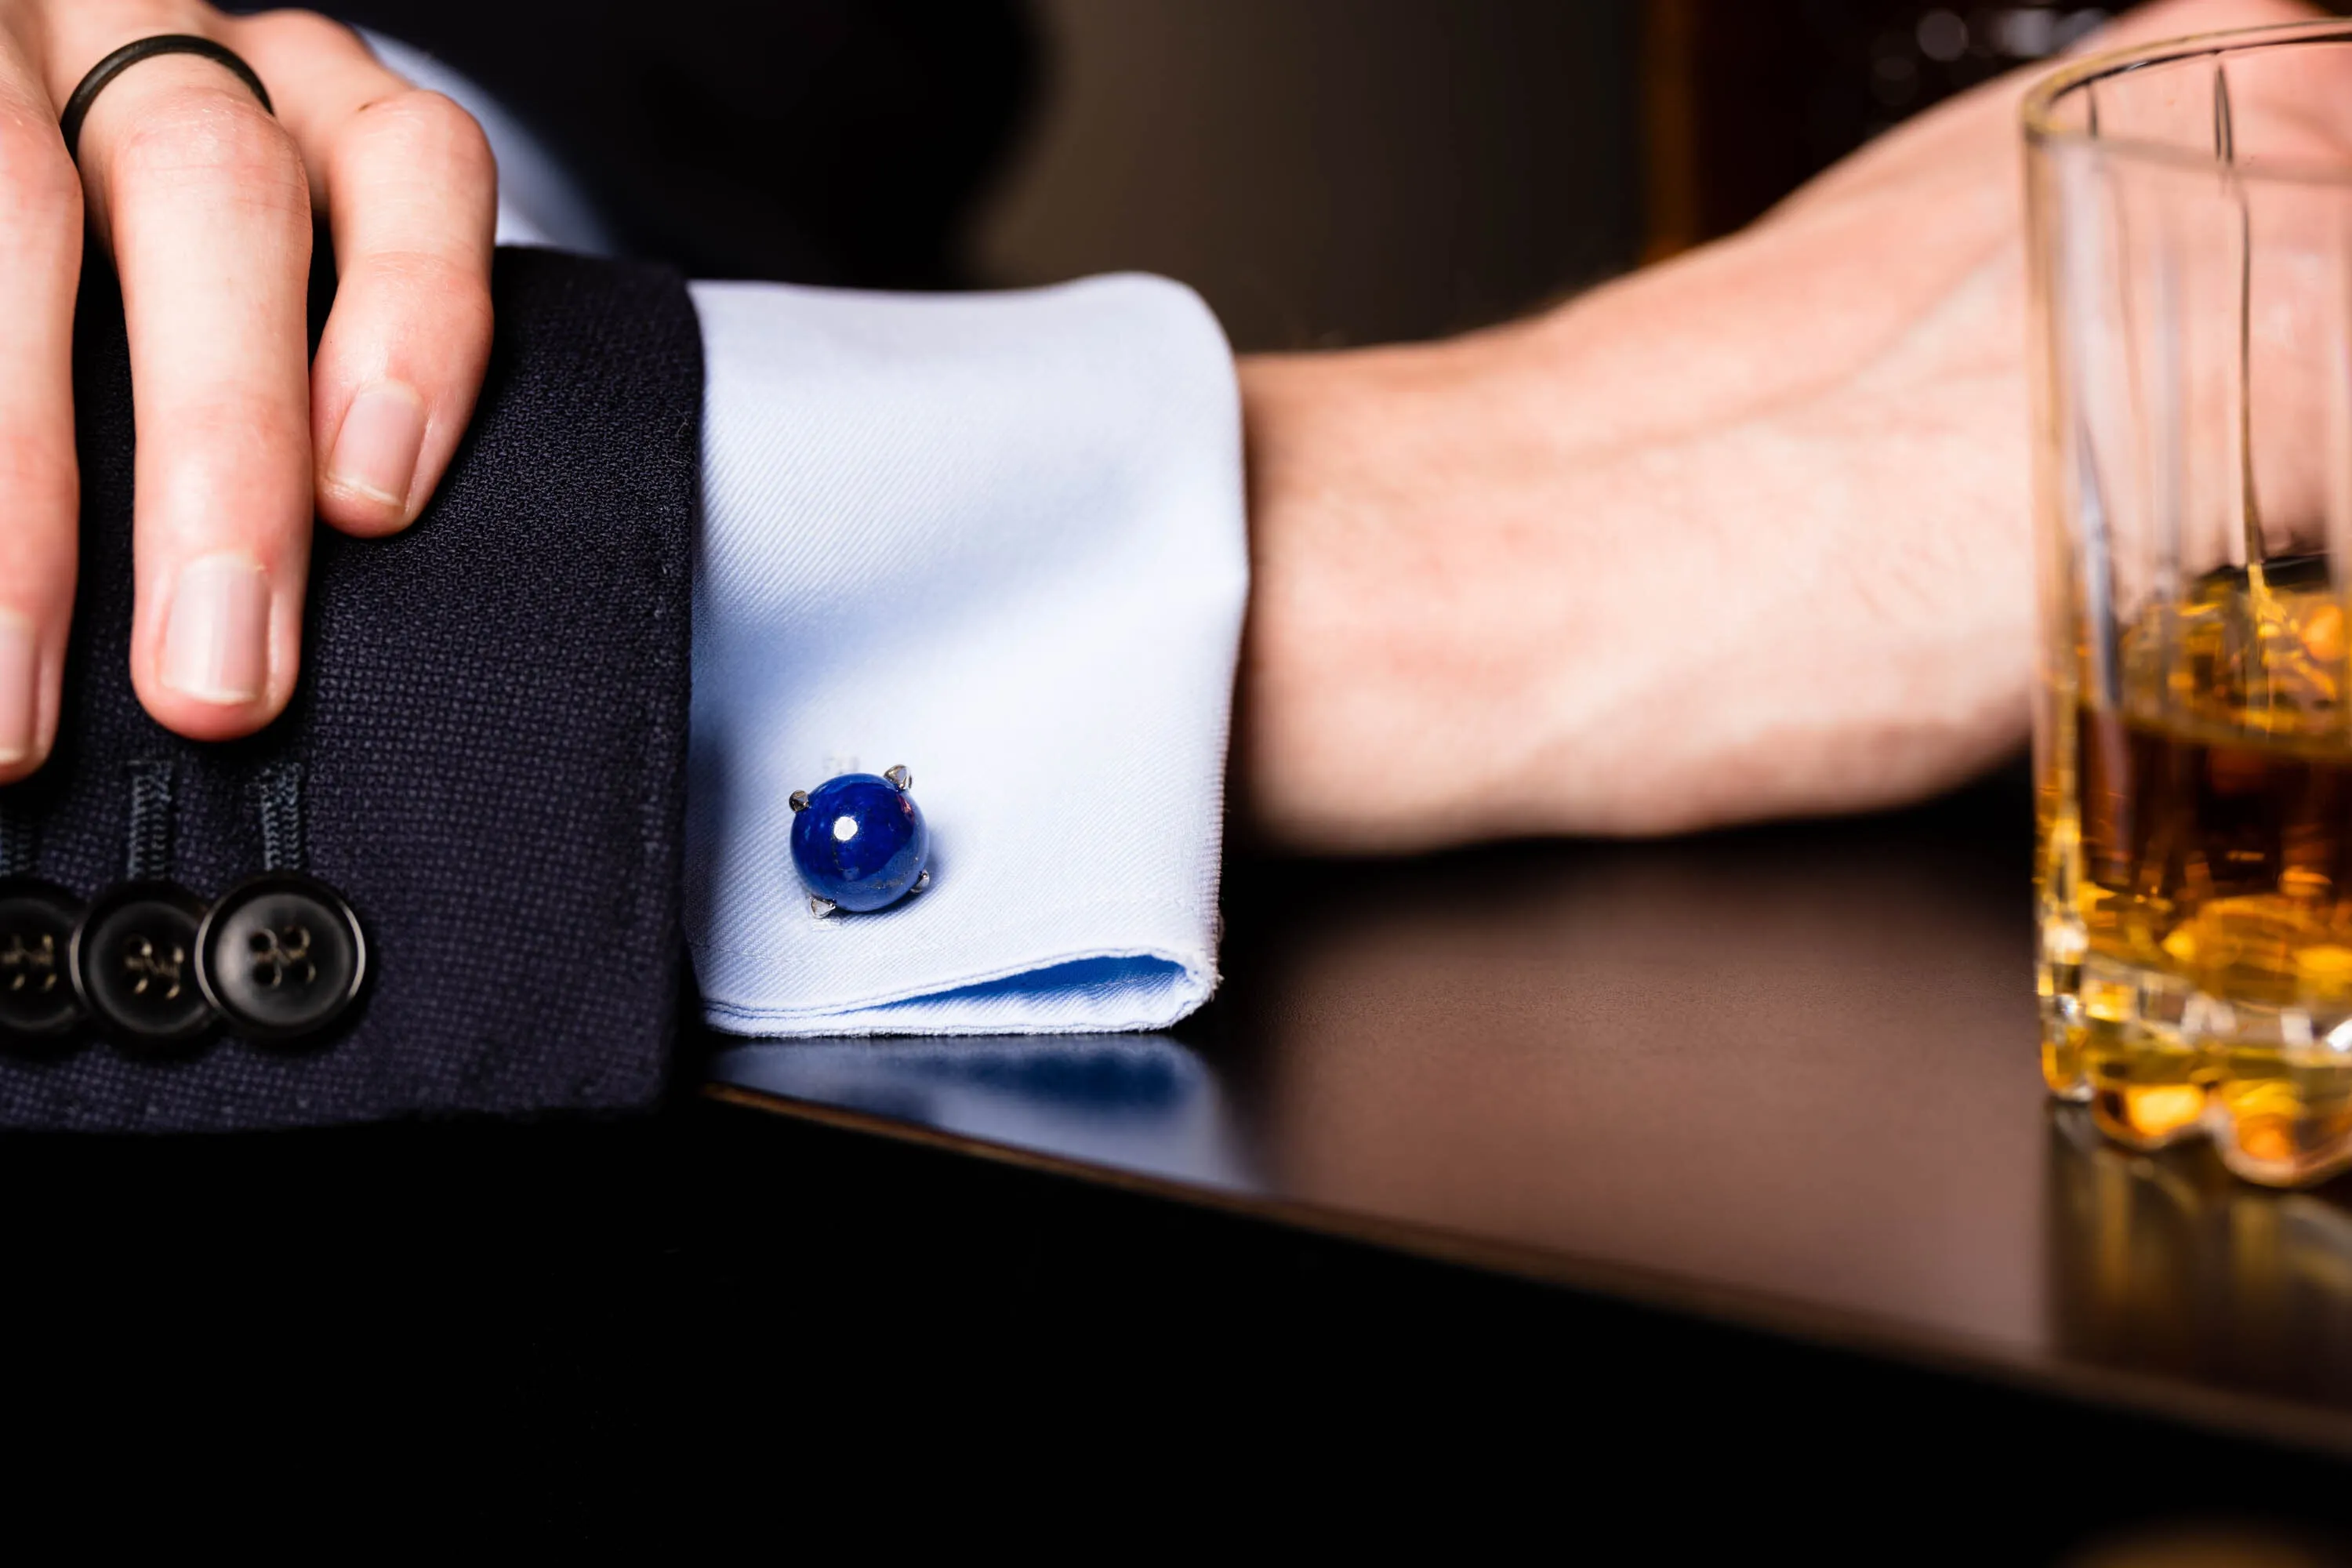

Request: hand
left=0, top=2, right=494, bottom=781
left=1236, top=0, right=2327, bottom=854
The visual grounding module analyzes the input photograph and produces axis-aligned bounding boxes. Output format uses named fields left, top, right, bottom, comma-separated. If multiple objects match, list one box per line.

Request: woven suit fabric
left=0, top=249, right=701, bottom=1130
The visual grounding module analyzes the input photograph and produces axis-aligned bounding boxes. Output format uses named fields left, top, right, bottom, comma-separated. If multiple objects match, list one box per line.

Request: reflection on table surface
left=707, top=769, right=2352, bottom=1446
left=711, top=1033, right=1258, bottom=1195
left=2050, top=1104, right=2352, bottom=1414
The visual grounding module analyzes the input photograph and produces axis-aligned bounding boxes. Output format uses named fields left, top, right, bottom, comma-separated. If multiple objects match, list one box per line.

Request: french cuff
left=684, top=274, right=1247, bottom=1036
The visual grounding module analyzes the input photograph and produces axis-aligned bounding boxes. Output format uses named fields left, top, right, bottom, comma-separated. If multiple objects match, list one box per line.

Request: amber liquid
left=2043, top=557, right=2352, bottom=1184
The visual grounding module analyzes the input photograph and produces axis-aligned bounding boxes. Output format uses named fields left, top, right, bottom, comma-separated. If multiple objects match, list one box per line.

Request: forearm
left=1236, top=229, right=2034, bottom=853
left=1236, top=0, right=2318, bottom=855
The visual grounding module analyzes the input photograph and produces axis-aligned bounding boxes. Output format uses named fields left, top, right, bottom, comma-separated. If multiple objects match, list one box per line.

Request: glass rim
left=2023, top=17, right=2352, bottom=186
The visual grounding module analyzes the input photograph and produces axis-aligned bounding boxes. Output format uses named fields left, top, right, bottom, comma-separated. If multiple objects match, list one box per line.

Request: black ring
left=59, top=35, right=274, bottom=164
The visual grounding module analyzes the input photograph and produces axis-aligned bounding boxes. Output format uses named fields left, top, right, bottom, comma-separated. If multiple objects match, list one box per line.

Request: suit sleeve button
left=71, top=882, right=214, bottom=1051
left=195, top=873, right=368, bottom=1045
left=0, top=878, right=85, bottom=1048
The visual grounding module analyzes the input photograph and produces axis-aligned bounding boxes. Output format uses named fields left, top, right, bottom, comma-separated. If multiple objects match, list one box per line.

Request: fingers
left=70, top=43, right=316, bottom=740
left=229, top=11, right=494, bottom=537
left=0, top=53, right=82, bottom=782
left=33, top=6, right=493, bottom=749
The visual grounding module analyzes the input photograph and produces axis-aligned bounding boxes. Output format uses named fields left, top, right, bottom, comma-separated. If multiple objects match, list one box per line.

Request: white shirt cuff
left=684, top=275, right=1248, bottom=1036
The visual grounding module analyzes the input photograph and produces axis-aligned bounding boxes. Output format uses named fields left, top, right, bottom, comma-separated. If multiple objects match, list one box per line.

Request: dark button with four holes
left=0, top=878, right=84, bottom=1047
left=195, top=873, right=366, bottom=1044
left=71, top=880, right=214, bottom=1051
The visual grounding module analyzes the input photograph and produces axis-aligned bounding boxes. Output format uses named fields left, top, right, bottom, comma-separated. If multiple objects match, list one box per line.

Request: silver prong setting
left=885, top=764, right=912, bottom=792
left=789, top=789, right=811, bottom=812
left=808, top=896, right=837, bottom=917
left=913, top=869, right=932, bottom=894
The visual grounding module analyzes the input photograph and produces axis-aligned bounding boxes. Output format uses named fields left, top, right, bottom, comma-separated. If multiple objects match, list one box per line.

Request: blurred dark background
left=332, top=1, right=2132, bottom=348
left=978, top=0, right=2122, bottom=347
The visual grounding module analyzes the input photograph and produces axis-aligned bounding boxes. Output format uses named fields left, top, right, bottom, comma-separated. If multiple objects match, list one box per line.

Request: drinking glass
left=2031, top=22, right=2352, bottom=1185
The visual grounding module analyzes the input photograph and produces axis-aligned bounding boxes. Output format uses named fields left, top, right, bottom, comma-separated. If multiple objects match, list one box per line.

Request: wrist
left=1236, top=321, right=1622, bottom=851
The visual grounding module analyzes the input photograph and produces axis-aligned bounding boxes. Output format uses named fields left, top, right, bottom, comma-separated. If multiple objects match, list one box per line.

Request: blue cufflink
left=789, top=764, right=932, bottom=916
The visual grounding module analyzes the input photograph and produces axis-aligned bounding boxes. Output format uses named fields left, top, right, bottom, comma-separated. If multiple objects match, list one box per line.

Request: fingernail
left=0, top=612, right=35, bottom=766
left=328, top=383, right=426, bottom=510
left=161, top=554, right=270, bottom=706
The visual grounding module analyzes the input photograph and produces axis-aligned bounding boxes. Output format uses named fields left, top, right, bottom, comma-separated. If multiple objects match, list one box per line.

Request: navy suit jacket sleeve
left=0, top=249, right=702, bottom=1131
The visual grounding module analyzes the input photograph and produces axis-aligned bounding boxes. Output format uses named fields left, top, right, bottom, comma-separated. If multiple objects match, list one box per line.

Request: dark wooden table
left=12, top=767, right=2352, bottom=1553
left=700, top=764, right=2352, bottom=1555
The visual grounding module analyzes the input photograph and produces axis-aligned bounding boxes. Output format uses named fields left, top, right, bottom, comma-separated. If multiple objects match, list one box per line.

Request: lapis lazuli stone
left=790, top=773, right=931, bottom=913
